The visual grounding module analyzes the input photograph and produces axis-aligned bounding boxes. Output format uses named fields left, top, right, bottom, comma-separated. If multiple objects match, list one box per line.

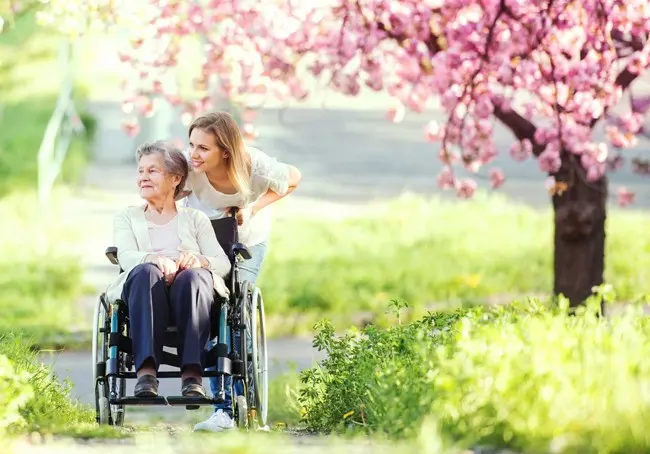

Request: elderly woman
left=105, top=140, right=230, bottom=398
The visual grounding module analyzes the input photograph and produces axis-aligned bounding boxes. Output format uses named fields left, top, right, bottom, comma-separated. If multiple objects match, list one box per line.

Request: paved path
left=39, top=337, right=325, bottom=413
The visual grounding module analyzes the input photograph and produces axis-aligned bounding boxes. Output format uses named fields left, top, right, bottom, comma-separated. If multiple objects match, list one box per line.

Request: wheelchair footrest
left=110, top=395, right=224, bottom=406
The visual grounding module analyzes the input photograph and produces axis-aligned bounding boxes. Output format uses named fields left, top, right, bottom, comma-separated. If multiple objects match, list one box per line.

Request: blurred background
left=2, top=3, right=650, bottom=427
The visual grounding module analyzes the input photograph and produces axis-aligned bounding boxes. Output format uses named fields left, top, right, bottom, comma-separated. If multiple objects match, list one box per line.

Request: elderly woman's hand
left=176, top=251, right=203, bottom=270
left=147, top=255, right=178, bottom=284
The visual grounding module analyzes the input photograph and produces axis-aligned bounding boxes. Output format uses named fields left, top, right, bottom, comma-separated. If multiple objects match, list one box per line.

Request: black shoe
left=181, top=377, right=206, bottom=397
left=134, top=374, right=159, bottom=397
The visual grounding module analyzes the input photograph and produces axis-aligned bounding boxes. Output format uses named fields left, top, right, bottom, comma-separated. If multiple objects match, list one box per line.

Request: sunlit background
left=3, top=1, right=650, bottom=451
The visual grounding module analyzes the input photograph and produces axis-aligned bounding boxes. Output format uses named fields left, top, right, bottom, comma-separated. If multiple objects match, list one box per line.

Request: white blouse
left=182, top=147, right=291, bottom=247
left=147, top=216, right=181, bottom=260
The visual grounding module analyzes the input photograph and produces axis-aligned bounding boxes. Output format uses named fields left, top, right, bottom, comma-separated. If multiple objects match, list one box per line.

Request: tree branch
left=493, top=106, right=544, bottom=156
left=589, top=65, right=642, bottom=128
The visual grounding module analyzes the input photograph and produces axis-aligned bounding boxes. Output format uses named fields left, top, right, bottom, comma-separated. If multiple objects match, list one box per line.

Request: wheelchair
left=92, top=212, right=269, bottom=430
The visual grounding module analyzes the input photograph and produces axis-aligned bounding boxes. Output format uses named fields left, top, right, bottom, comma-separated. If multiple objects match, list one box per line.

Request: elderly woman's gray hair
left=135, top=140, right=189, bottom=197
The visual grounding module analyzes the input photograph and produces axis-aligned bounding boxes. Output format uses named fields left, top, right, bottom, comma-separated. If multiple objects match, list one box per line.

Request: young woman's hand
left=233, top=206, right=255, bottom=225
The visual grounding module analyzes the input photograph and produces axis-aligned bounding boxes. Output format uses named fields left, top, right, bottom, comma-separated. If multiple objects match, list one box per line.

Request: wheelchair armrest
left=105, top=246, right=120, bottom=265
left=232, top=242, right=251, bottom=260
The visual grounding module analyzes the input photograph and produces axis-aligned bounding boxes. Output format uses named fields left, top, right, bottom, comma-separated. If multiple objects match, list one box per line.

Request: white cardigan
left=104, top=205, right=231, bottom=303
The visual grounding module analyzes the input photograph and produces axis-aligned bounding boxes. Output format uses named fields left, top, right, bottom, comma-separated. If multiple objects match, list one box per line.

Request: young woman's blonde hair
left=189, top=112, right=251, bottom=198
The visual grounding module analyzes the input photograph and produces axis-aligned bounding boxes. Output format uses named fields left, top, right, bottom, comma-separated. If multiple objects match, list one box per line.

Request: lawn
left=260, top=193, right=650, bottom=334
left=0, top=8, right=95, bottom=347
left=2, top=190, right=649, bottom=347
left=0, top=190, right=93, bottom=347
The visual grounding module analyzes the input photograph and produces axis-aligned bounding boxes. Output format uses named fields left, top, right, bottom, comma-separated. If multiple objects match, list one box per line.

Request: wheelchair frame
left=92, top=214, right=268, bottom=430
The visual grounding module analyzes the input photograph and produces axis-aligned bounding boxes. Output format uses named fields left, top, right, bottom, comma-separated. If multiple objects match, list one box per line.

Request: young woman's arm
left=251, top=165, right=301, bottom=215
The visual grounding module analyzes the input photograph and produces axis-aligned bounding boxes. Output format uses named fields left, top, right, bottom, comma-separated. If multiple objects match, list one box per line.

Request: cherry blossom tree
left=40, top=0, right=650, bottom=306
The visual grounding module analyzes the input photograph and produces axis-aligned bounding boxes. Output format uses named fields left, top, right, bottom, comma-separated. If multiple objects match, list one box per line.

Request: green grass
left=0, top=8, right=95, bottom=348
left=260, top=194, right=650, bottom=334
left=0, top=8, right=96, bottom=197
left=0, top=335, right=95, bottom=435
left=0, top=190, right=93, bottom=348
left=0, top=98, right=95, bottom=198
left=266, top=366, right=303, bottom=428
left=297, top=289, right=650, bottom=452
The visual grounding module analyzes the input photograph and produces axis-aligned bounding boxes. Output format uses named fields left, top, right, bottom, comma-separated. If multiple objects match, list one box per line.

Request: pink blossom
left=474, top=96, right=494, bottom=118
left=476, top=119, right=492, bottom=136
left=241, top=109, right=257, bottom=123
left=122, top=118, right=140, bottom=137
left=489, top=168, right=505, bottom=189
left=617, top=112, right=644, bottom=134
left=437, top=166, right=455, bottom=190
left=631, top=95, right=650, bottom=114
left=425, top=121, right=444, bottom=142
left=152, top=80, right=164, bottom=94
left=242, top=123, right=258, bottom=140
left=544, top=176, right=556, bottom=192
left=455, top=179, right=477, bottom=199
left=538, top=148, right=562, bottom=173
left=605, top=125, right=637, bottom=149
left=617, top=187, right=635, bottom=207
left=111, top=0, right=650, bottom=201
left=386, top=105, right=405, bottom=123
left=438, top=147, right=457, bottom=165
left=509, top=140, right=532, bottom=161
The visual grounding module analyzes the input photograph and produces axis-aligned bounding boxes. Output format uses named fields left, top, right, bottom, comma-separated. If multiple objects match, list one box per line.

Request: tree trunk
left=552, top=160, right=607, bottom=309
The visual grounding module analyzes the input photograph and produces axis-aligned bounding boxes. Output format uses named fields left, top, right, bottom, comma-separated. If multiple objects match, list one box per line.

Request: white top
left=182, top=147, right=291, bottom=246
left=147, top=216, right=181, bottom=260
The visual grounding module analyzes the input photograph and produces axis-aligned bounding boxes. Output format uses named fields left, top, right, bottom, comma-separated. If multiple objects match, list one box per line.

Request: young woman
left=182, top=112, right=302, bottom=432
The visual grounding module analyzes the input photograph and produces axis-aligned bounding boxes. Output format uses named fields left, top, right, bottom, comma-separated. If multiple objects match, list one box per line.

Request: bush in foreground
left=0, top=353, right=32, bottom=435
left=298, top=289, right=650, bottom=453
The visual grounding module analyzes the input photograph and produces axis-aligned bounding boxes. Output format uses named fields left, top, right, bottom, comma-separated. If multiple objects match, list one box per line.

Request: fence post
left=37, top=37, right=84, bottom=211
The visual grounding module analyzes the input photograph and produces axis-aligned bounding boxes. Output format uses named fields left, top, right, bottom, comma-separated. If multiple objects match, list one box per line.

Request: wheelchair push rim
left=92, top=296, right=106, bottom=423
left=234, top=280, right=251, bottom=430
left=250, top=286, right=268, bottom=428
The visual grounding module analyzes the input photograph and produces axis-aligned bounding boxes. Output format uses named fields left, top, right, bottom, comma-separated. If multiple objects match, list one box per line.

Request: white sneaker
left=193, top=410, right=235, bottom=432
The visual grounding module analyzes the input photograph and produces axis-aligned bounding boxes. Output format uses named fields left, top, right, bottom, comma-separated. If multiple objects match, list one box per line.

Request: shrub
left=298, top=290, right=650, bottom=452
left=0, top=353, right=32, bottom=434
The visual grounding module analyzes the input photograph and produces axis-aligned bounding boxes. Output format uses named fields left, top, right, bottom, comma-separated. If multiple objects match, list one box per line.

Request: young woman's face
left=188, top=128, right=225, bottom=173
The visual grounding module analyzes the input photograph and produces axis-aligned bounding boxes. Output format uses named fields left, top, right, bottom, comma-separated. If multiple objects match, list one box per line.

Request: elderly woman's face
left=137, top=153, right=180, bottom=200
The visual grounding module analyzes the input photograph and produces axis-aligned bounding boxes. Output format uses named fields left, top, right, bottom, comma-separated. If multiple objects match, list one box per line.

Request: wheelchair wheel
left=92, top=296, right=110, bottom=425
left=93, top=297, right=126, bottom=426
left=249, top=287, right=268, bottom=429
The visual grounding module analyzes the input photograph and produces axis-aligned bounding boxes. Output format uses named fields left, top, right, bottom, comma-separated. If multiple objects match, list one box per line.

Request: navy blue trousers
left=121, top=263, right=214, bottom=372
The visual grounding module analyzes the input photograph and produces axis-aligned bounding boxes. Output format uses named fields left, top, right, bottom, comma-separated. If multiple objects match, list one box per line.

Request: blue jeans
left=208, top=241, right=267, bottom=416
